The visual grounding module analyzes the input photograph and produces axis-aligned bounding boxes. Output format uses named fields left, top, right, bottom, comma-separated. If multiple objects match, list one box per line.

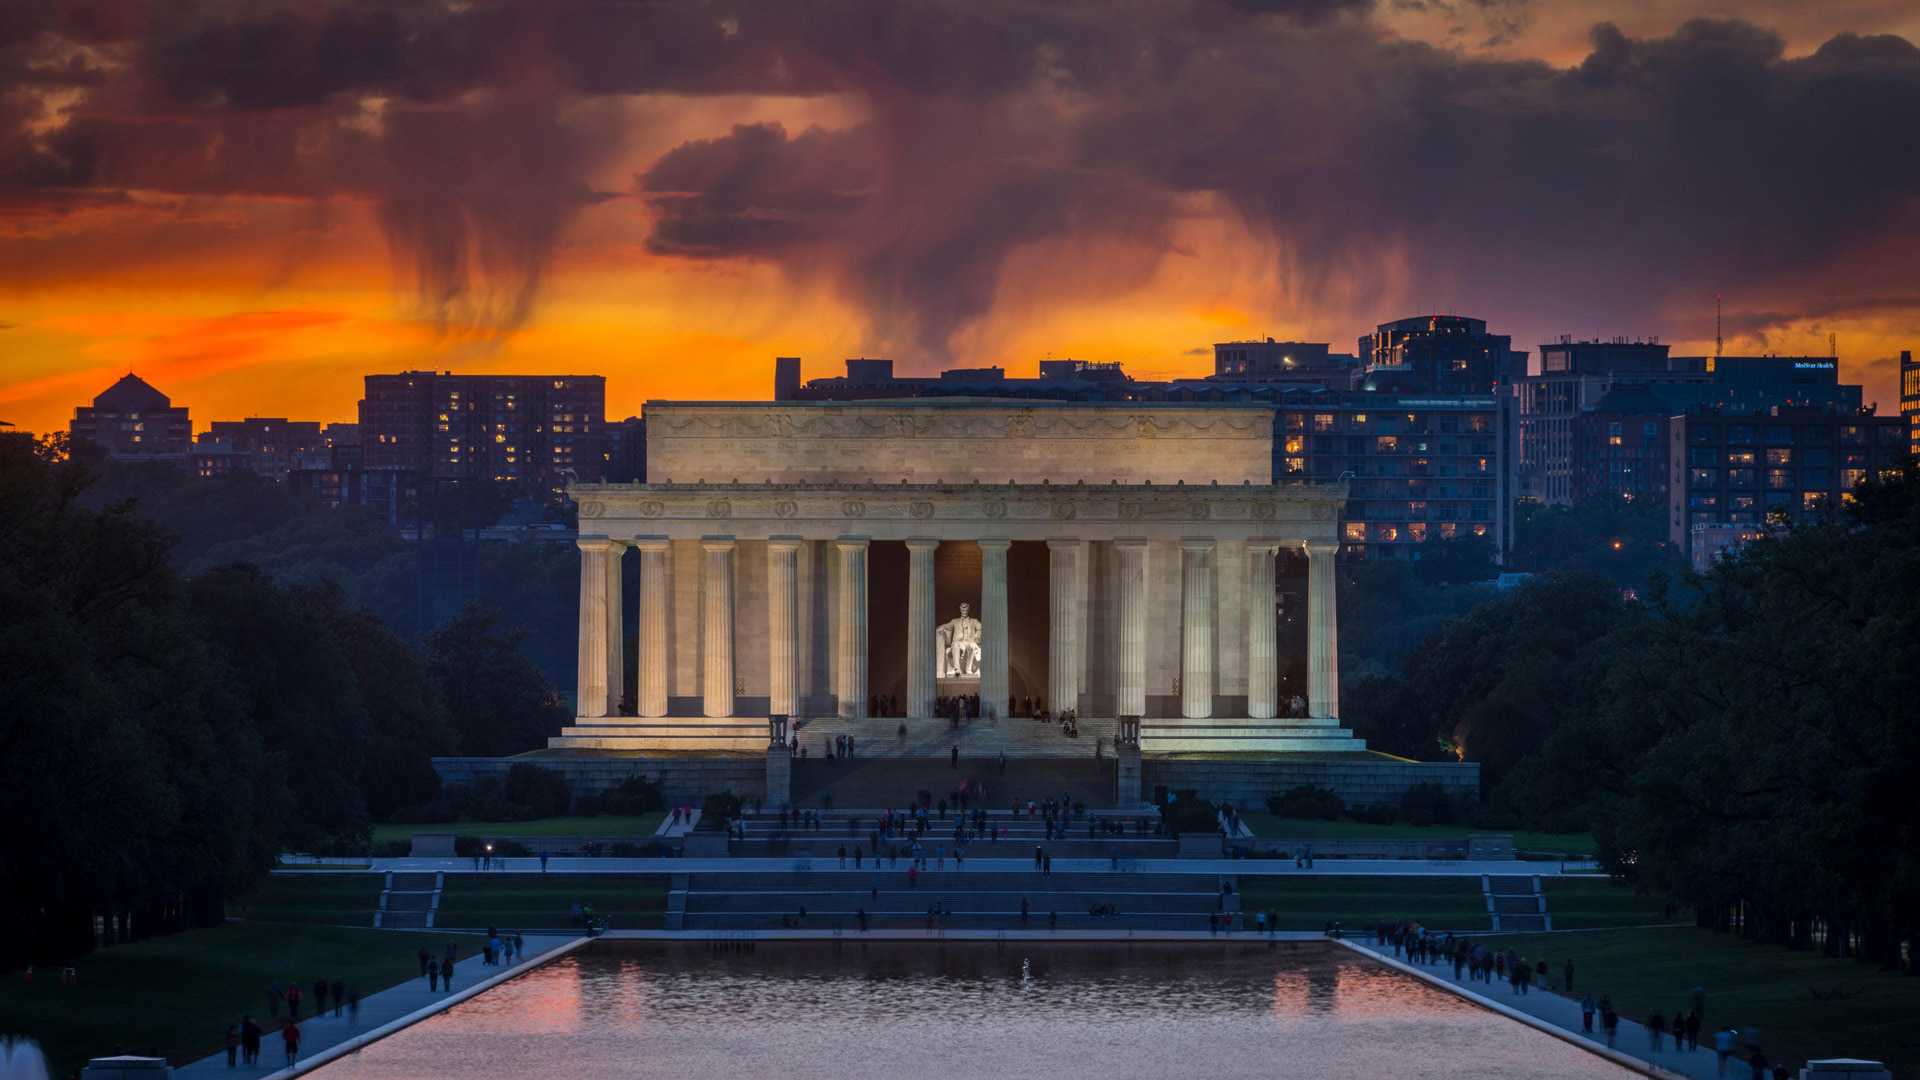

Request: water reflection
left=314, top=942, right=1632, bottom=1080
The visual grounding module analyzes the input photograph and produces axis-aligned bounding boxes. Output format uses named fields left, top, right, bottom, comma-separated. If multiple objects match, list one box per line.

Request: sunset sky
left=3, top=0, right=1919, bottom=435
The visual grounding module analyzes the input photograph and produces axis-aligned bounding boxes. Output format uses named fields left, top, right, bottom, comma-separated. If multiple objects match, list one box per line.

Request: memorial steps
left=787, top=758, right=1120, bottom=811
left=672, top=870, right=1228, bottom=932
left=548, top=714, right=1369, bottom=756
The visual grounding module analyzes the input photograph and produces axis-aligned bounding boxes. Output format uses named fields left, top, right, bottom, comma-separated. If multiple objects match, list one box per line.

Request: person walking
left=1563, top=957, right=1575, bottom=993
left=1685, top=1011, right=1701, bottom=1052
left=281, top=1017, right=302, bottom=1066
left=1648, top=1010, right=1667, bottom=1052
left=348, top=986, right=361, bottom=1023
left=1580, top=993, right=1596, bottom=1034
left=428, top=957, right=440, bottom=992
left=224, top=1024, right=239, bottom=1068
left=241, top=1016, right=262, bottom=1066
left=1714, top=1027, right=1736, bottom=1076
left=1600, top=997, right=1618, bottom=1048
left=313, top=978, right=329, bottom=1018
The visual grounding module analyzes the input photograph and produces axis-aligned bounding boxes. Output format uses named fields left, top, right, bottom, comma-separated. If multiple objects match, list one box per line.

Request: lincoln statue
left=936, top=602, right=983, bottom=679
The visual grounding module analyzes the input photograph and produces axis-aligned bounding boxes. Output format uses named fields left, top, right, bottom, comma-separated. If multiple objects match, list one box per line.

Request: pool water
left=312, top=941, right=1634, bottom=1080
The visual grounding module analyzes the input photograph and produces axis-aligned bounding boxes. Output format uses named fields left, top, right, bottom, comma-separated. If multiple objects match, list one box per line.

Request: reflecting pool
left=313, top=941, right=1633, bottom=1079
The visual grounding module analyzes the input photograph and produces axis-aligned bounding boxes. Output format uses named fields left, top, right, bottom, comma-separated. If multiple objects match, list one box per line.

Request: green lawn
left=435, top=873, right=670, bottom=930
left=371, top=813, right=666, bottom=845
left=231, top=872, right=383, bottom=926
left=1238, top=874, right=1490, bottom=931
left=1487, top=927, right=1920, bottom=1078
left=0, top=922, right=468, bottom=1079
left=1238, top=813, right=1596, bottom=855
left=1542, top=876, right=1675, bottom=929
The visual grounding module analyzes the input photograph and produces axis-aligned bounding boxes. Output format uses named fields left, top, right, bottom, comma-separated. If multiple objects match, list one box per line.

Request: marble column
left=766, top=537, right=802, bottom=718
left=1115, top=538, right=1149, bottom=717
left=574, top=536, right=612, bottom=719
left=978, top=539, right=1011, bottom=720
left=604, top=541, right=625, bottom=716
left=634, top=540, right=669, bottom=718
left=906, top=538, right=939, bottom=720
left=1246, top=541, right=1281, bottom=720
left=834, top=538, right=869, bottom=720
left=1180, top=538, right=1215, bottom=720
left=701, top=538, right=736, bottom=718
left=1047, top=539, right=1082, bottom=716
left=1306, top=539, right=1341, bottom=719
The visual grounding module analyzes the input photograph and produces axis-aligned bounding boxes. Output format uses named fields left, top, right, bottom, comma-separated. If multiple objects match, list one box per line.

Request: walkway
left=174, top=933, right=579, bottom=1079
left=1343, top=938, right=1729, bottom=1080
left=359, top=855, right=1597, bottom=878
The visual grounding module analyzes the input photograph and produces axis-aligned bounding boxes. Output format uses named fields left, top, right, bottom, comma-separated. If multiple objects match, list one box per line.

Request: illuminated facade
left=359, top=371, right=607, bottom=492
left=1902, top=349, right=1919, bottom=455
left=69, top=373, right=192, bottom=461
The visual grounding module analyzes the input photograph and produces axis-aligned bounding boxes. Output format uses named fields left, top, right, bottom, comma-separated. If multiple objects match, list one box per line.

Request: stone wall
left=1143, top=757, right=1480, bottom=809
left=432, top=755, right=766, bottom=807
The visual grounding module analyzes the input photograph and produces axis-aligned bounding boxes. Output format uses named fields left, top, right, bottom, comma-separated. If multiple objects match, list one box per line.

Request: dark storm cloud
left=1, top=1, right=1918, bottom=351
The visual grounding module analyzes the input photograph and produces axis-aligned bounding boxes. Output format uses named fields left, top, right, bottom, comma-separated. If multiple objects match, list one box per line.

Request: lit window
left=1471, top=524, right=1488, bottom=537
left=1283, top=457, right=1306, bottom=475
left=1407, top=523, right=1428, bottom=542
left=1439, top=522, right=1457, bottom=539
left=1803, top=491, right=1828, bottom=511
left=1284, top=436, right=1305, bottom=454
left=1375, top=436, right=1398, bottom=453
left=1313, top=414, right=1336, bottom=432
left=1343, top=522, right=1366, bottom=542
left=1767, top=448, right=1792, bottom=466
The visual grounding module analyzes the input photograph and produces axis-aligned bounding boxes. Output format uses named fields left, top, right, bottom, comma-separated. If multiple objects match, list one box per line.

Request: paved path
left=1343, top=938, right=1735, bottom=1080
left=174, top=933, right=578, bottom=1079
left=356, top=855, right=1593, bottom=877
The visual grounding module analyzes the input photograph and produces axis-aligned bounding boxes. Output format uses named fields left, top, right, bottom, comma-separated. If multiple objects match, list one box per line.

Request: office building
left=69, top=373, right=191, bottom=461
left=195, top=417, right=328, bottom=480
left=1667, top=407, right=1906, bottom=556
left=1357, top=316, right=1525, bottom=395
left=1901, top=350, right=1919, bottom=455
left=359, top=372, right=607, bottom=492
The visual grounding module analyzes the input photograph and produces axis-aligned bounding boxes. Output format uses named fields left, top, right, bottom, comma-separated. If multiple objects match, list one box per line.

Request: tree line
left=0, top=435, right=565, bottom=968
left=1341, top=468, right=1920, bottom=971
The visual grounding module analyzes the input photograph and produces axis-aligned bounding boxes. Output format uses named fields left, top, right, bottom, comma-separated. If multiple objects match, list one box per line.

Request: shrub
left=505, top=764, right=572, bottom=818
left=697, top=791, right=743, bottom=830
left=1349, top=802, right=1399, bottom=825
left=585, top=774, right=665, bottom=816
left=1266, top=785, right=1345, bottom=821
left=1399, top=782, right=1459, bottom=827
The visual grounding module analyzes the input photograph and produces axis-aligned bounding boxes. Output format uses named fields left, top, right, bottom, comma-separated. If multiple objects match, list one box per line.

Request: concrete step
left=1491, top=895, right=1543, bottom=915
left=680, top=911, right=1227, bottom=931
left=685, top=871, right=1217, bottom=893
left=685, top=891, right=1221, bottom=915
left=390, top=872, right=439, bottom=891
left=384, top=891, right=436, bottom=912
left=1487, top=876, right=1538, bottom=895
left=730, top=839, right=1178, bottom=859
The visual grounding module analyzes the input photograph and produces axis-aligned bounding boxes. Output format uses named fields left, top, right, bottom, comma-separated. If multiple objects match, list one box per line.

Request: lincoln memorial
left=549, top=398, right=1372, bottom=776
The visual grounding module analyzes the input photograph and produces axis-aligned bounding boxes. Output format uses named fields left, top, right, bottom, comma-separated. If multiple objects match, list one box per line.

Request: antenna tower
left=1715, top=294, right=1723, bottom=359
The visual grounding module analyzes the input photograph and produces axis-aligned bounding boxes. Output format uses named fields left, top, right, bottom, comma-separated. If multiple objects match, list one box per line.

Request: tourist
left=1580, top=992, right=1596, bottom=1033
left=1673, top=1010, right=1688, bottom=1053
left=838, top=845, right=847, bottom=868
left=1563, top=957, right=1575, bottom=992
left=241, top=1016, right=262, bottom=1065
left=1600, top=997, right=1618, bottom=1048
left=514, top=931, right=524, bottom=960
left=1035, top=845, right=1044, bottom=870
left=1647, top=1010, right=1667, bottom=1052
left=331, top=978, right=345, bottom=1017
left=348, top=986, right=361, bottom=1022
left=224, top=1023, right=239, bottom=1068
left=428, top=958, right=440, bottom=992
left=281, top=1017, right=301, bottom=1066
left=1748, top=1049, right=1769, bottom=1079
left=1714, top=1028, right=1736, bottom=1075
left=314, top=978, right=329, bottom=1017
left=540, top=851, right=549, bottom=872
left=1685, top=1011, right=1701, bottom=1052
left=1049, top=910, right=1057, bottom=930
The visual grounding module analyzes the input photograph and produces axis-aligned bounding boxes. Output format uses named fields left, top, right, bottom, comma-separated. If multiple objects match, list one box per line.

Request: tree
left=428, top=605, right=569, bottom=756
left=1412, top=534, right=1498, bottom=585
left=1510, top=494, right=1681, bottom=588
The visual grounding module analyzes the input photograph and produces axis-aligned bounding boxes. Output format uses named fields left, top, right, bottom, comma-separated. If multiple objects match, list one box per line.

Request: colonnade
left=575, top=535, right=1340, bottom=724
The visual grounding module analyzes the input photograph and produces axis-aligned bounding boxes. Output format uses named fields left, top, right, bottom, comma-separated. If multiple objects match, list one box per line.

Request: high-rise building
left=1667, top=407, right=1906, bottom=557
left=358, top=371, right=607, bottom=493
left=1517, top=338, right=1694, bottom=503
left=1357, top=316, right=1525, bottom=395
left=69, top=373, right=192, bottom=460
left=1212, top=340, right=1360, bottom=388
left=1900, top=349, right=1919, bottom=455
left=1567, top=386, right=1673, bottom=505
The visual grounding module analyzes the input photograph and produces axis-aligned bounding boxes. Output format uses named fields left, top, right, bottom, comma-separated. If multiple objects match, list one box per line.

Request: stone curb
left=251, top=936, right=592, bottom=1080
left=597, top=928, right=1325, bottom=942
left=1334, top=938, right=1692, bottom=1080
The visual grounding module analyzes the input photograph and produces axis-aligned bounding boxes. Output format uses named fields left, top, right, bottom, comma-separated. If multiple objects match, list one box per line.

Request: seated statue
left=936, top=602, right=982, bottom=678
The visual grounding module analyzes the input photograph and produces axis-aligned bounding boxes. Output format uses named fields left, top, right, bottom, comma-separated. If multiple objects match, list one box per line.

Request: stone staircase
left=376, top=871, right=442, bottom=929
left=1484, top=874, right=1548, bottom=931
left=1139, top=716, right=1368, bottom=753
left=789, top=757, right=1123, bottom=810
left=673, top=870, right=1229, bottom=932
left=731, top=806, right=1175, bottom=860
left=549, top=712, right=1368, bottom=756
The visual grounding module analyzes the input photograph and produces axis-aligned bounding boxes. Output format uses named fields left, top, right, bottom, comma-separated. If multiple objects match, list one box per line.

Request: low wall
left=1144, top=757, right=1480, bottom=808
left=432, top=755, right=767, bottom=806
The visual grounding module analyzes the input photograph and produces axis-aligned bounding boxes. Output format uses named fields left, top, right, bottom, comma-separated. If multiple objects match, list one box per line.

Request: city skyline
left=4, top=2, right=1920, bottom=435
